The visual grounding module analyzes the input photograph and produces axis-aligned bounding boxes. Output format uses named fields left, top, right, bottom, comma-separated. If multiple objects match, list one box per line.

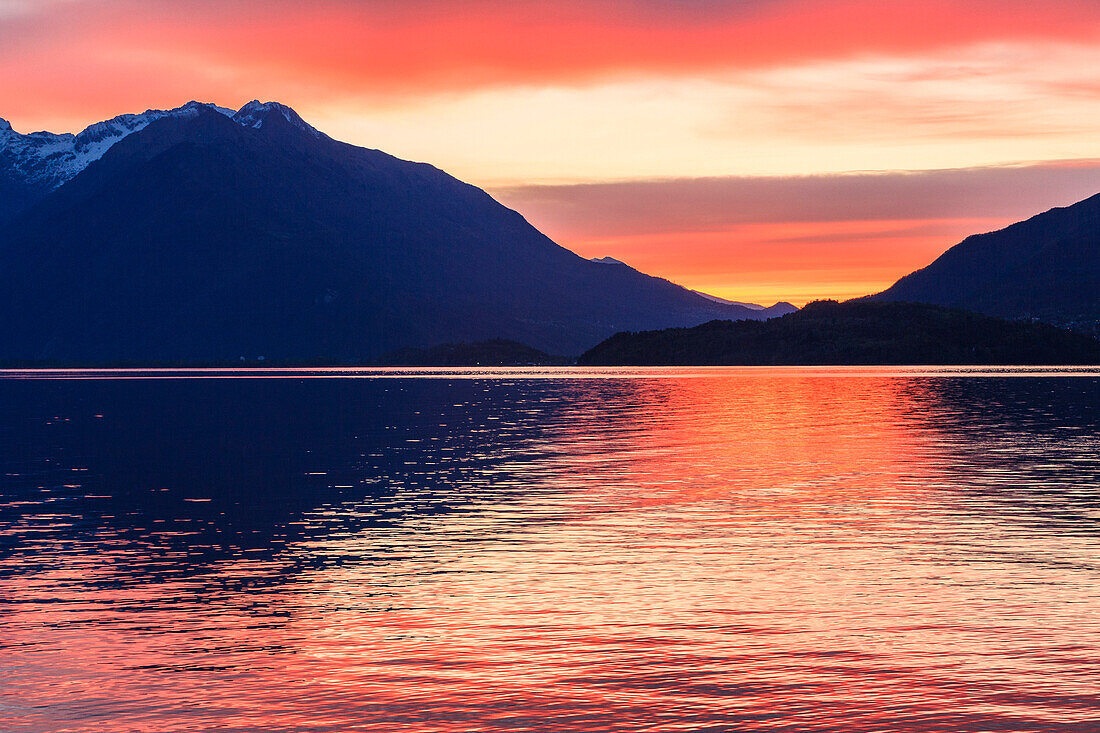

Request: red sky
left=4, top=0, right=1100, bottom=303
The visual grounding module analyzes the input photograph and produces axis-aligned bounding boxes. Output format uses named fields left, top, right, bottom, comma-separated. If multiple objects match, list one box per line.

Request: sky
left=3, top=0, right=1100, bottom=304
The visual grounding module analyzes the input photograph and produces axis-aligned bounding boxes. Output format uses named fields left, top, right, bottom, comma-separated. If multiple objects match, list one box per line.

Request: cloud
left=491, top=162, right=1100, bottom=304
left=3, top=0, right=1100, bottom=126
left=10, top=27, right=1100, bottom=186
left=492, top=162, right=1100, bottom=236
left=0, top=0, right=30, bottom=17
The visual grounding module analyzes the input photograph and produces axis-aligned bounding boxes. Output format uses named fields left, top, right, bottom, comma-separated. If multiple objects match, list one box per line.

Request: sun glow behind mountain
left=4, top=0, right=1100, bottom=303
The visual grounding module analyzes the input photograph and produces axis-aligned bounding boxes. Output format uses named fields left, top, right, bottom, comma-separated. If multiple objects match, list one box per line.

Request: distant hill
left=587, top=257, right=797, bottom=315
left=374, top=339, right=570, bottom=366
left=578, top=300, right=1100, bottom=365
left=874, top=193, right=1100, bottom=334
left=693, top=291, right=798, bottom=313
left=0, top=101, right=784, bottom=362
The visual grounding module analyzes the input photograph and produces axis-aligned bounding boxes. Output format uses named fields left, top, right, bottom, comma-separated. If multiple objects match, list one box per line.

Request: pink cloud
left=2, top=0, right=1100, bottom=125
left=493, top=162, right=1100, bottom=303
left=493, top=162, right=1100, bottom=237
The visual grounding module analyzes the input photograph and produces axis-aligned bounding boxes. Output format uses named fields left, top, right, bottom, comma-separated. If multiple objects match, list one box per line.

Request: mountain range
left=874, top=193, right=1100, bottom=334
left=0, top=101, right=794, bottom=363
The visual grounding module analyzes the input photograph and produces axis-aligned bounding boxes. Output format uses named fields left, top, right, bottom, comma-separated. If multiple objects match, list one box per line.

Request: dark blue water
left=2, top=368, right=1099, bottom=732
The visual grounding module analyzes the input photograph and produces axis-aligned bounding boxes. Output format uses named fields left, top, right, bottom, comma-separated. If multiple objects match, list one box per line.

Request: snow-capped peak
left=232, top=100, right=321, bottom=137
left=1, top=100, right=321, bottom=191
left=0, top=101, right=238, bottom=189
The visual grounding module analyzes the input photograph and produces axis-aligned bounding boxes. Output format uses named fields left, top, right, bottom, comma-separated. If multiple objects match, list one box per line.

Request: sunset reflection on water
left=1, top=369, right=1098, bottom=732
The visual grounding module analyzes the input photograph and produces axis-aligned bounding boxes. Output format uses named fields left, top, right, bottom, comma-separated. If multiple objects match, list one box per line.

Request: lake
left=2, top=367, right=1098, bottom=732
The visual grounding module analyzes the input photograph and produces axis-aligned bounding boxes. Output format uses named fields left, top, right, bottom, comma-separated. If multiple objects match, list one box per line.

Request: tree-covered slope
left=579, top=300, right=1100, bottom=365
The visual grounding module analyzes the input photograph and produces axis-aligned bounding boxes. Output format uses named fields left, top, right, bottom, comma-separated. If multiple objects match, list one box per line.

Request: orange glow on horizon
left=548, top=219, right=1008, bottom=305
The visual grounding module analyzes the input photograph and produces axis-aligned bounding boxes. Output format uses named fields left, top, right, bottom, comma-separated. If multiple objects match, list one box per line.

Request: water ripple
left=0, top=369, right=1098, bottom=731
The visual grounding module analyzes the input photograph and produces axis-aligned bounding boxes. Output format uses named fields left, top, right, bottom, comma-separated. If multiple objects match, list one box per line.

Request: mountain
left=693, top=291, right=797, bottom=314
left=0, top=101, right=236, bottom=225
left=873, top=193, right=1100, bottom=334
left=0, top=101, right=785, bottom=362
left=578, top=300, right=1100, bottom=365
left=588, top=255, right=795, bottom=315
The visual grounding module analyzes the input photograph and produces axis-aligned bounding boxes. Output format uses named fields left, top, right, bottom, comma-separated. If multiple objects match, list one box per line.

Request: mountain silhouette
left=0, top=101, right=791, bottom=362
left=578, top=300, right=1100, bottom=365
left=874, top=192, right=1100, bottom=333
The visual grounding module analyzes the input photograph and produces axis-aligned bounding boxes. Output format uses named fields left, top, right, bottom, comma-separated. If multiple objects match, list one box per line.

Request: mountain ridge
left=0, top=101, right=784, bottom=361
left=1, top=101, right=233, bottom=184
left=873, top=192, right=1100, bottom=334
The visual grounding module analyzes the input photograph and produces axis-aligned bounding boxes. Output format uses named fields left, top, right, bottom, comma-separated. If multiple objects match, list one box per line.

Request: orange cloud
left=2, top=0, right=1100, bottom=126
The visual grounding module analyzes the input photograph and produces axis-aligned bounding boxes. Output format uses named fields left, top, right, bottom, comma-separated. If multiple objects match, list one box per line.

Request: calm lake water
left=2, top=367, right=1099, bottom=732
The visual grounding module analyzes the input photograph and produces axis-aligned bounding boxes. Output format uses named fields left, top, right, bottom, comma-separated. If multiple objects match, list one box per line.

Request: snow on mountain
left=232, top=101, right=322, bottom=137
left=1, top=101, right=260, bottom=191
